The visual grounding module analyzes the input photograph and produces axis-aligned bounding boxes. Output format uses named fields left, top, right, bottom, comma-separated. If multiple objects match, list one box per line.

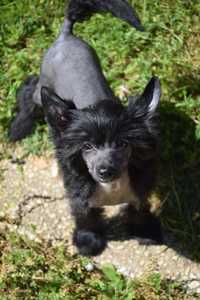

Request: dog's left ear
left=140, top=76, right=161, bottom=114
left=41, top=87, right=76, bottom=133
left=128, top=77, right=161, bottom=116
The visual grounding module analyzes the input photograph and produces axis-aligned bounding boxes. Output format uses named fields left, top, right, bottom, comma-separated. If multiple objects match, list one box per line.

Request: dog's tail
left=65, top=0, right=144, bottom=31
left=9, top=75, right=43, bottom=142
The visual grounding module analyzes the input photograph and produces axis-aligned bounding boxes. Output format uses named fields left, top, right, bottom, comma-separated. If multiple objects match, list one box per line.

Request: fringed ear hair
left=41, top=87, right=76, bottom=133
left=140, top=76, right=161, bottom=114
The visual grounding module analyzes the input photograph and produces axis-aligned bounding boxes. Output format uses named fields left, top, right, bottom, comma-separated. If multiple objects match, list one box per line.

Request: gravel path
left=0, top=153, right=200, bottom=294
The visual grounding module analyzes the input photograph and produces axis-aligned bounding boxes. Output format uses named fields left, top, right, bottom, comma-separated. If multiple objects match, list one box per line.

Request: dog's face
left=81, top=140, right=132, bottom=183
left=41, top=77, right=161, bottom=183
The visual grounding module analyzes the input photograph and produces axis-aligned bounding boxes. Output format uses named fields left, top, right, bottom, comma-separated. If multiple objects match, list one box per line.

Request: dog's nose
left=97, top=165, right=117, bottom=181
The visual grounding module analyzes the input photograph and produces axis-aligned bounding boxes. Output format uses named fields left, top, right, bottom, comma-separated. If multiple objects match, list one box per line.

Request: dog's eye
left=116, top=141, right=128, bottom=149
left=83, top=143, right=93, bottom=152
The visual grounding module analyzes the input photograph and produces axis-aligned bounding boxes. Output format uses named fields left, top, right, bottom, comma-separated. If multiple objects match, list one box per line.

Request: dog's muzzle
left=97, top=165, right=119, bottom=182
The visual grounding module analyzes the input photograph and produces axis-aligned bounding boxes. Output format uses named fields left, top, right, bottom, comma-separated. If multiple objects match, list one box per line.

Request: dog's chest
left=90, top=173, right=139, bottom=207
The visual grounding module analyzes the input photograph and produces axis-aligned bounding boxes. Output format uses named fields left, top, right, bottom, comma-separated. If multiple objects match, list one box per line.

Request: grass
left=0, top=230, right=198, bottom=299
left=0, top=0, right=200, bottom=296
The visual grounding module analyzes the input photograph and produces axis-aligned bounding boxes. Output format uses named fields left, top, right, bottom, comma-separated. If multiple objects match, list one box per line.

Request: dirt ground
left=0, top=151, right=200, bottom=294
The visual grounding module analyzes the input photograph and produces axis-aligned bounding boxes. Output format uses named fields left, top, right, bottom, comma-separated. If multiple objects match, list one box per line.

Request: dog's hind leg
left=9, top=75, right=43, bottom=142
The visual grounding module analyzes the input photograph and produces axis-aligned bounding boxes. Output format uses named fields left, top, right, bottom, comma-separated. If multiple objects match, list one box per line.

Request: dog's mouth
left=97, top=176, right=120, bottom=183
left=94, top=171, right=121, bottom=184
left=98, top=178, right=113, bottom=184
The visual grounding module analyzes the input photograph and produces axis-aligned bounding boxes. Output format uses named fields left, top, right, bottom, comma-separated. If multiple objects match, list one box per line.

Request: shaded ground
left=0, top=149, right=200, bottom=294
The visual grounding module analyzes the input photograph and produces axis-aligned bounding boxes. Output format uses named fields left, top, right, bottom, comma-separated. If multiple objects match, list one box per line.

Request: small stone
left=172, top=255, right=178, bottom=261
left=188, top=280, right=200, bottom=291
left=51, top=160, right=60, bottom=178
left=0, top=222, right=8, bottom=232
left=85, top=262, right=94, bottom=272
left=118, top=266, right=129, bottom=276
left=0, top=211, right=6, bottom=219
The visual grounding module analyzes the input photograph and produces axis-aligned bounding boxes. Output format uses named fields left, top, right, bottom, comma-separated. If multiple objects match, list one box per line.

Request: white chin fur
left=100, top=180, right=122, bottom=193
left=89, top=172, right=139, bottom=207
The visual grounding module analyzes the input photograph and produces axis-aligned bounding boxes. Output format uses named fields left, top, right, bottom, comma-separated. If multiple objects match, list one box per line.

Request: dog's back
left=35, top=0, right=143, bottom=108
left=36, top=24, right=115, bottom=109
left=9, top=0, right=143, bottom=141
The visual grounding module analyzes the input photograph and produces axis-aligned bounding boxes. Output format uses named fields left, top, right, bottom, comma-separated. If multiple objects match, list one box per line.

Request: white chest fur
left=90, top=172, right=139, bottom=207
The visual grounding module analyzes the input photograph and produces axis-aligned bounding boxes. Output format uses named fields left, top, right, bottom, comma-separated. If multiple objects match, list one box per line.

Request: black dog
left=9, top=0, right=162, bottom=256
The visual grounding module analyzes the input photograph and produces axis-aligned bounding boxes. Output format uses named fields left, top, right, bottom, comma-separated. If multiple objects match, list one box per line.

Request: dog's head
left=41, top=77, right=161, bottom=183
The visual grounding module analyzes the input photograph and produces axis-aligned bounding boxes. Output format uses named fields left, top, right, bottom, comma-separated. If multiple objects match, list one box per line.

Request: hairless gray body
left=33, top=19, right=115, bottom=109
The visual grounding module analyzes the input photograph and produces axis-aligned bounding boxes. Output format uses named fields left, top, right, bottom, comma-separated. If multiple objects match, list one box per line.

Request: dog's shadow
left=105, top=102, right=200, bottom=262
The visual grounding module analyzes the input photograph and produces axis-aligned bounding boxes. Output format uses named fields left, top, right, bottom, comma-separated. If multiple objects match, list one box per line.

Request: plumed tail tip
left=137, top=24, right=145, bottom=32
left=126, top=14, right=144, bottom=31
left=131, top=22, right=145, bottom=32
left=127, top=13, right=144, bottom=31
left=65, top=0, right=144, bottom=31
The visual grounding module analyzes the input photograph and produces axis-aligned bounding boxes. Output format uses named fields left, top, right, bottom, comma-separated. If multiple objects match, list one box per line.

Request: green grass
left=0, top=230, right=197, bottom=299
left=0, top=0, right=200, bottom=295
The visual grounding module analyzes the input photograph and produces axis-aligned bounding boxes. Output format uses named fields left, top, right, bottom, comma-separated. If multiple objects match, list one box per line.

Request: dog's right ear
left=41, top=87, right=76, bottom=132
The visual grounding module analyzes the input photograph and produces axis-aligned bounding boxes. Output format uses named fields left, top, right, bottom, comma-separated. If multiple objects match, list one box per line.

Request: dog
left=9, top=0, right=162, bottom=256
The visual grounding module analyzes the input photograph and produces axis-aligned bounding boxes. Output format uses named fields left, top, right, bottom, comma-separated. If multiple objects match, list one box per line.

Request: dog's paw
left=73, top=230, right=106, bottom=256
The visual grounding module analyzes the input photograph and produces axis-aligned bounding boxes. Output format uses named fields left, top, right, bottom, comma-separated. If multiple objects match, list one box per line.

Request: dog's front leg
left=70, top=200, right=106, bottom=256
